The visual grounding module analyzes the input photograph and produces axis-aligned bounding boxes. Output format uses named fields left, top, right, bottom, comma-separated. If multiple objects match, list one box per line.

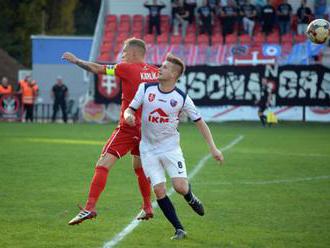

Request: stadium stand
left=95, top=0, right=326, bottom=65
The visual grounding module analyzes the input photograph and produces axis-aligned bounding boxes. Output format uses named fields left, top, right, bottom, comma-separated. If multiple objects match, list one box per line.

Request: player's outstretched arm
left=195, top=119, right=224, bottom=164
left=62, top=52, right=105, bottom=74
left=124, top=107, right=136, bottom=126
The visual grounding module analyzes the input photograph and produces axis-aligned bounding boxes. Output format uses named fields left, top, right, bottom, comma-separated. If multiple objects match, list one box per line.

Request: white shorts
left=141, top=148, right=187, bottom=187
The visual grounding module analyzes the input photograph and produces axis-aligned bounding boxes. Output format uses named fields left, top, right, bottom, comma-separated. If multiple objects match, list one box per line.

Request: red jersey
left=105, top=62, right=159, bottom=128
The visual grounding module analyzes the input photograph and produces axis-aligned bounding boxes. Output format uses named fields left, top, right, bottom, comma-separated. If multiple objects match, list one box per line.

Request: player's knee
left=96, top=153, right=117, bottom=168
left=173, top=179, right=189, bottom=195
left=153, top=184, right=166, bottom=199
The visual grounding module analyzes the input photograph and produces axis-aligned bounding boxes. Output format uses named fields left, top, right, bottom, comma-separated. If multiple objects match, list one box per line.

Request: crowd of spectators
left=143, top=0, right=328, bottom=40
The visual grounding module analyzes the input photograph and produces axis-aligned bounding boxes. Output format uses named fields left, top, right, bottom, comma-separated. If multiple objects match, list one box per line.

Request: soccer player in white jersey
left=124, top=53, right=224, bottom=240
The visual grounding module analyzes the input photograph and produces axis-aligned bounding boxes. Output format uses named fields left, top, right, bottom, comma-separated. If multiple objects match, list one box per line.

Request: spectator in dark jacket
left=277, top=0, right=292, bottom=35
left=173, top=0, right=189, bottom=37
left=51, top=76, right=68, bottom=123
left=296, top=0, right=313, bottom=35
left=219, top=0, right=238, bottom=37
left=144, top=0, right=166, bottom=35
left=184, top=0, right=197, bottom=24
left=260, top=0, right=276, bottom=35
left=240, top=0, right=257, bottom=36
left=198, top=0, right=214, bottom=36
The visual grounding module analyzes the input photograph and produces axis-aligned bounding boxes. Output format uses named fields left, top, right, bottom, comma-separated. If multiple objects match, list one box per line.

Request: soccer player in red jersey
left=62, top=38, right=159, bottom=225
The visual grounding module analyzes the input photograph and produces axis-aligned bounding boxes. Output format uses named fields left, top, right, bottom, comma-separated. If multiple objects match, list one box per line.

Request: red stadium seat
left=294, top=34, right=307, bottom=43
left=266, top=32, right=280, bottom=43
left=104, top=22, right=117, bottom=32
left=133, top=14, right=144, bottom=23
left=132, top=23, right=143, bottom=32
left=106, top=15, right=117, bottom=23
left=281, top=33, right=293, bottom=44
left=225, top=34, right=238, bottom=44
left=254, top=23, right=262, bottom=33
left=211, top=34, right=223, bottom=45
left=117, top=32, right=129, bottom=43
left=157, top=34, right=168, bottom=44
left=144, top=34, right=155, bottom=44
left=119, top=14, right=130, bottom=23
left=113, top=43, right=123, bottom=54
left=253, top=32, right=265, bottom=44
left=184, top=34, right=196, bottom=44
left=100, top=44, right=112, bottom=53
left=281, top=42, right=293, bottom=54
left=160, top=15, right=170, bottom=24
left=118, top=23, right=130, bottom=32
left=97, top=52, right=111, bottom=62
left=187, top=24, right=197, bottom=34
left=131, top=32, right=143, bottom=39
left=103, top=32, right=116, bottom=41
left=106, top=20, right=117, bottom=29
left=197, top=34, right=209, bottom=45
left=239, top=34, right=251, bottom=44
left=102, top=37, right=113, bottom=46
left=161, top=24, right=170, bottom=33
left=171, top=35, right=182, bottom=44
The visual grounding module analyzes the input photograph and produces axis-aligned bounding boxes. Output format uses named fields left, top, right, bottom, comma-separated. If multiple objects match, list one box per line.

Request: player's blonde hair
left=165, top=53, right=185, bottom=78
left=124, top=37, right=146, bottom=55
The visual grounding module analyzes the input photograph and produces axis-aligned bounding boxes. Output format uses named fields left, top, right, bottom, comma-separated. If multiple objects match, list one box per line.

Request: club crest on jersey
left=148, top=108, right=169, bottom=123
left=148, top=93, right=155, bottom=102
left=170, top=99, right=177, bottom=107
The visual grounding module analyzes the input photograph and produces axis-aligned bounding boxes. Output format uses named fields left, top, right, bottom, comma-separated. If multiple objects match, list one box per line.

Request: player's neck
left=159, top=80, right=176, bottom=92
left=127, top=58, right=144, bottom=64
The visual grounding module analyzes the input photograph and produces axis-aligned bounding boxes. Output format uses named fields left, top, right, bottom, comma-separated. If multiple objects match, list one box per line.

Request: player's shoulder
left=174, top=87, right=187, bottom=102
left=144, top=82, right=159, bottom=92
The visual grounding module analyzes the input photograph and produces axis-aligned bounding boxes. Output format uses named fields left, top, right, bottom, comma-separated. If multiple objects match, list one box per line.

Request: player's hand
left=62, top=52, right=78, bottom=64
left=211, top=147, right=224, bottom=164
left=124, top=112, right=136, bottom=126
left=125, top=114, right=136, bottom=126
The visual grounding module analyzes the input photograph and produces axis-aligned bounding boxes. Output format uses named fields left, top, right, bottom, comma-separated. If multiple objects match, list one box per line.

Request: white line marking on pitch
left=103, top=135, right=244, bottom=248
left=194, top=175, right=330, bottom=186
left=231, top=149, right=330, bottom=158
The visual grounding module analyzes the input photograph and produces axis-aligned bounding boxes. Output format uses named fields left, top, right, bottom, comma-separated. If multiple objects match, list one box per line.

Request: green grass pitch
left=0, top=122, right=329, bottom=248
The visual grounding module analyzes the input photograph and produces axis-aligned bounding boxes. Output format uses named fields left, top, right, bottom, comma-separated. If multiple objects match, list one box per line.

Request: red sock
left=85, top=166, right=109, bottom=211
left=134, top=167, right=151, bottom=209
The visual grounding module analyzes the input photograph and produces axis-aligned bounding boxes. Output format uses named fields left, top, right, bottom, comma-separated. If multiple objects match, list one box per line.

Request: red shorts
left=101, top=127, right=141, bottom=158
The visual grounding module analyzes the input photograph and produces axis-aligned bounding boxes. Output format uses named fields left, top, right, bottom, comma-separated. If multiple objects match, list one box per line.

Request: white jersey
left=129, top=82, right=201, bottom=155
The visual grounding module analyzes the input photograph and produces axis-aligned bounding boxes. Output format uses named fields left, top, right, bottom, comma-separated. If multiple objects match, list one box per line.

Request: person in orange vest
left=0, top=77, right=13, bottom=95
left=18, top=75, right=39, bottom=122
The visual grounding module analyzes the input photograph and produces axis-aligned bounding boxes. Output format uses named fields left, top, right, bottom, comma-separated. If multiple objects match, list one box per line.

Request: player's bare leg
left=133, top=155, right=153, bottom=220
left=68, top=153, right=117, bottom=225
left=173, top=178, right=205, bottom=216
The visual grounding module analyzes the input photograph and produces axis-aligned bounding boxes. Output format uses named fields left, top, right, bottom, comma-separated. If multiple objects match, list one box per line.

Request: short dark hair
left=165, top=53, right=185, bottom=78
left=124, top=38, right=146, bottom=54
